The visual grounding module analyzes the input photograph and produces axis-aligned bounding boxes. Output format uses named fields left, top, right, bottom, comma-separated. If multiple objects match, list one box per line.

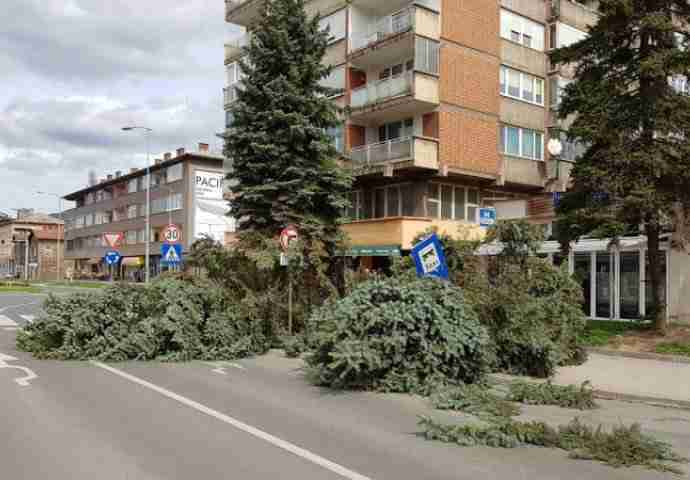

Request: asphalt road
left=1, top=292, right=689, bottom=480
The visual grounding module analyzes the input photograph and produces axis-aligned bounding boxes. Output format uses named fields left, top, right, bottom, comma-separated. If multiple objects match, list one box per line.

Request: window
left=500, top=66, right=544, bottom=106
left=84, top=213, right=93, bottom=227
left=346, top=191, right=362, bottom=220
left=326, top=125, right=344, bottom=153
left=366, top=184, right=412, bottom=219
left=320, top=66, right=346, bottom=95
left=415, top=37, right=440, bottom=75
left=127, top=205, right=138, bottom=219
left=427, top=184, right=481, bottom=223
left=500, top=125, right=544, bottom=160
left=128, top=179, right=138, bottom=193
left=501, top=10, right=545, bottom=51
left=318, top=8, right=346, bottom=43
left=551, top=22, right=587, bottom=49
left=379, top=118, right=414, bottom=142
left=167, top=163, right=183, bottom=183
left=137, top=229, right=147, bottom=244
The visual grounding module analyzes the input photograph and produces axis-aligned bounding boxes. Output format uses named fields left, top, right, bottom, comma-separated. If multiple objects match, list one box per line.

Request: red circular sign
left=163, top=224, right=181, bottom=244
left=280, top=226, right=298, bottom=251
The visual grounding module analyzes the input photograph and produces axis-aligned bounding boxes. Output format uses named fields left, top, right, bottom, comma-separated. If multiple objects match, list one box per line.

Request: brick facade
left=439, top=110, right=500, bottom=176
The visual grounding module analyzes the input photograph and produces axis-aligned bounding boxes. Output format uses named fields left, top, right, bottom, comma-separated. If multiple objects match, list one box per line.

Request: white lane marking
left=0, top=351, right=38, bottom=387
left=0, top=315, right=18, bottom=327
left=227, top=362, right=246, bottom=371
left=204, top=361, right=246, bottom=375
left=92, top=362, right=374, bottom=480
left=20, top=315, right=35, bottom=323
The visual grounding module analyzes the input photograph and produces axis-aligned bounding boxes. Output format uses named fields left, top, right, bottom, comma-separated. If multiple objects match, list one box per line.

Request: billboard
left=193, top=170, right=235, bottom=244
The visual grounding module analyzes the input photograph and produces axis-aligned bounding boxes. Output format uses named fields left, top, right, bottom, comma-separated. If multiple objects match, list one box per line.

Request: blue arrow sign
left=161, top=244, right=183, bottom=265
left=411, top=233, right=449, bottom=281
left=104, top=251, right=121, bottom=266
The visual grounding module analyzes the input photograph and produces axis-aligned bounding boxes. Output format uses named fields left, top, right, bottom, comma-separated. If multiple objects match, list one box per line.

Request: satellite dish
left=547, top=138, right=563, bottom=157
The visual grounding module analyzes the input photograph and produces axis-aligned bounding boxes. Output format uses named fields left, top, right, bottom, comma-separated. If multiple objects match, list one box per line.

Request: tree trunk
left=645, top=223, right=667, bottom=334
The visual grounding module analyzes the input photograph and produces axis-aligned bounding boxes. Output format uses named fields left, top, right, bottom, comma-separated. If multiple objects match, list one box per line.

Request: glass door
left=619, top=252, right=641, bottom=319
left=595, top=252, right=612, bottom=318
left=574, top=253, right=592, bottom=317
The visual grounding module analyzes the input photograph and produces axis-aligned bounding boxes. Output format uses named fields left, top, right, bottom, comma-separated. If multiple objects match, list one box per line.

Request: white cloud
left=0, top=0, right=234, bottom=213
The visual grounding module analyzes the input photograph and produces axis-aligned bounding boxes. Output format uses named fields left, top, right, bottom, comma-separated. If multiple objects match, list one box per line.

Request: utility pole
left=122, top=126, right=153, bottom=283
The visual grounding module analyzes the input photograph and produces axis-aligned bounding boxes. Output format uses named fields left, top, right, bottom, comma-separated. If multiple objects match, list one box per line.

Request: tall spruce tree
left=551, top=0, right=690, bottom=332
left=224, top=0, right=352, bottom=254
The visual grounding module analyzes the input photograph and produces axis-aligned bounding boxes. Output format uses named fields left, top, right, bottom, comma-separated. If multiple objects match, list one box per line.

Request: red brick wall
left=442, top=0, right=499, bottom=56
left=439, top=110, right=500, bottom=176
left=528, top=195, right=555, bottom=218
left=440, top=45, right=500, bottom=113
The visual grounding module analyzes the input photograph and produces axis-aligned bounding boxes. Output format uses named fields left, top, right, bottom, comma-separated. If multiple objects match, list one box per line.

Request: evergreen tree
left=224, top=0, right=352, bottom=254
left=551, top=0, right=690, bottom=332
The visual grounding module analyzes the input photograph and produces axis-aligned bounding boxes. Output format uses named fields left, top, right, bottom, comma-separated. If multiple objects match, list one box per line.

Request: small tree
left=225, top=0, right=352, bottom=254
left=550, top=0, right=690, bottom=333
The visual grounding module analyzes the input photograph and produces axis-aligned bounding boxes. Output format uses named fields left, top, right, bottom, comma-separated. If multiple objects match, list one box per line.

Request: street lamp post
left=36, top=191, right=64, bottom=281
left=122, top=126, right=153, bottom=283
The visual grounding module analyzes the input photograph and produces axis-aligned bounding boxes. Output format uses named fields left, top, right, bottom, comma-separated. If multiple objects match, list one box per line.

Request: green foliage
left=655, top=342, right=690, bottom=357
left=419, top=416, right=687, bottom=474
left=16, top=278, right=270, bottom=361
left=508, top=381, right=597, bottom=410
left=485, top=220, right=545, bottom=260
left=580, top=320, right=650, bottom=347
left=550, top=0, right=690, bottom=332
left=282, top=335, right=306, bottom=358
left=430, top=384, right=521, bottom=420
left=473, top=258, right=588, bottom=377
left=306, top=278, right=491, bottom=392
left=225, top=0, right=352, bottom=250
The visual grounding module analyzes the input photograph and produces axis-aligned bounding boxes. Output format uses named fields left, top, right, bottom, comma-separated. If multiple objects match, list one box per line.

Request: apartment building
left=0, top=210, right=64, bottom=281
left=224, top=0, right=600, bottom=261
left=62, top=144, right=234, bottom=280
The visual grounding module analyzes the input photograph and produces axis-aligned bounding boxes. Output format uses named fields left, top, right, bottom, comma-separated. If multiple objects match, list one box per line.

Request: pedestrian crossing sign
left=161, top=244, right=183, bottom=265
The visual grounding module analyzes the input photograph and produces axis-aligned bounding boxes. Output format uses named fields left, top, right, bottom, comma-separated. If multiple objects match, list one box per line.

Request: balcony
left=342, top=217, right=482, bottom=251
left=349, top=3, right=440, bottom=69
left=224, top=85, right=239, bottom=106
left=225, top=0, right=262, bottom=27
left=225, top=34, right=250, bottom=63
left=350, top=136, right=438, bottom=172
left=349, top=72, right=439, bottom=123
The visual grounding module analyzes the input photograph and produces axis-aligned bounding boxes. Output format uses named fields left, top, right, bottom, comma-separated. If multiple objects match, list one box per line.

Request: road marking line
left=0, top=315, right=18, bottom=327
left=20, top=315, right=35, bottom=323
left=92, top=362, right=374, bottom=480
left=0, top=352, right=38, bottom=387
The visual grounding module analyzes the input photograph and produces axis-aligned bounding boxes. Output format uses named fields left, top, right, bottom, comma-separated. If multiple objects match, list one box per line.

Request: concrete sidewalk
left=553, top=353, right=690, bottom=406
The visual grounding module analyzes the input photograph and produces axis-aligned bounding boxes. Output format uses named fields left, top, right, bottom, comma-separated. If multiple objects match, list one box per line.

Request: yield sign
left=103, top=232, right=124, bottom=248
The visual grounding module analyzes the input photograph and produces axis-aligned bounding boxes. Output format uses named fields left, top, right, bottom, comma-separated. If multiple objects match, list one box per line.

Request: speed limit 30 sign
left=162, top=224, right=181, bottom=244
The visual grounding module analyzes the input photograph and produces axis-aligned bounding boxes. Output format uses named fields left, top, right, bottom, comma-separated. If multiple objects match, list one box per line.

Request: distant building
left=62, top=144, right=234, bottom=281
left=0, top=210, right=65, bottom=281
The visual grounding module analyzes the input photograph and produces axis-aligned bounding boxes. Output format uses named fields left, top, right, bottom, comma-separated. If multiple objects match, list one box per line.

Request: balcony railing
left=350, top=8, right=413, bottom=52
left=351, top=137, right=413, bottom=166
left=224, top=85, right=239, bottom=105
left=351, top=72, right=412, bottom=109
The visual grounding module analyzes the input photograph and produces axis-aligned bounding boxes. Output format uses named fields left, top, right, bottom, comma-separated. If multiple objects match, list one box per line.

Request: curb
left=587, top=347, right=690, bottom=365
left=489, top=374, right=690, bottom=411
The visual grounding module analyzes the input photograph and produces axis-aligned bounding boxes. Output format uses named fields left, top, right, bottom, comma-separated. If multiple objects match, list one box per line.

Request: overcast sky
left=0, top=0, right=238, bottom=215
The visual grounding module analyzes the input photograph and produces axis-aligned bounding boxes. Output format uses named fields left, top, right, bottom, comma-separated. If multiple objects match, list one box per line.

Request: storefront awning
left=343, top=245, right=401, bottom=257
left=121, top=257, right=144, bottom=267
